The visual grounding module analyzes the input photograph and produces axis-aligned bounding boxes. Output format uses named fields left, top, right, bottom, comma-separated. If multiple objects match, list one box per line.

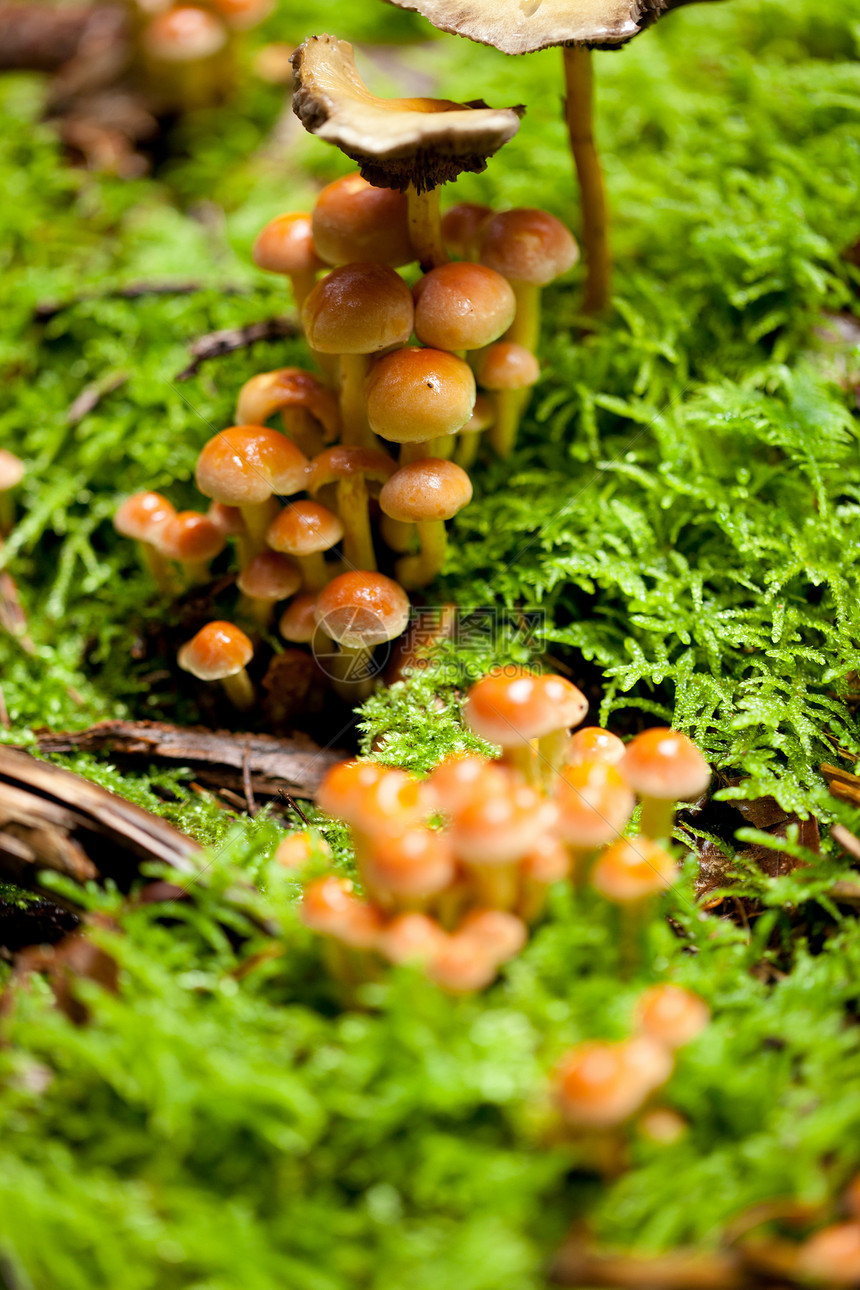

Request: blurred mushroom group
left=113, top=34, right=580, bottom=713
left=294, top=667, right=711, bottom=992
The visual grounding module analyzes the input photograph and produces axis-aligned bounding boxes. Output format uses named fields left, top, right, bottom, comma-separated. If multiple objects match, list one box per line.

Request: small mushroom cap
left=621, top=728, right=711, bottom=802
left=236, top=368, right=340, bottom=442
left=267, top=500, right=344, bottom=556
left=315, top=571, right=411, bottom=648
left=302, top=262, right=414, bottom=355
left=554, top=761, right=635, bottom=850
left=157, top=511, right=226, bottom=564
left=451, top=784, right=557, bottom=866
left=637, top=1107, right=688, bottom=1145
left=300, top=875, right=382, bottom=947
left=383, top=0, right=651, bottom=54
left=0, top=450, right=24, bottom=492
left=378, top=912, right=446, bottom=965
left=207, top=502, right=246, bottom=536
left=441, top=202, right=493, bottom=259
left=143, top=5, right=227, bottom=60
left=428, top=934, right=497, bottom=993
left=312, top=173, right=413, bottom=267
left=413, top=262, right=516, bottom=351
left=480, top=208, right=579, bottom=285
left=462, top=393, right=494, bottom=435
left=114, top=491, right=176, bottom=543
left=317, top=761, right=431, bottom=832
left=195, top=425, right=309, bottom=505
left=236, top=551, right=301, bottom=601
left=379, top=459, right=472, bottom=523
left=464, top=669, right=585, bottom=746
left=591, top=837, right=677, bottom=903
left=429, top=754, right=511, bottom=817
left=475, top=341, right=540, bottom=391
left=567, top=726, right=625, bottom=767
left=308, top=445, right=397, bottom=493
left=275, top=829, right=330, bottom=869
left=365, top=828, right=456, bottom=899
left=521, top=834, right=571, bottom=885
left=635, top=984, right=710, bottom=1050
left=366, top=348, right=476, bottom=444
left=554, top=1040, right=653, bottom=1129
left=278, top=592, right=319, bottom=643
left=797, top=1225, right=860, bottom=1285
left=291, top=34, right=522, bottom=193
left=178, top=621, right=253, bottom=682
left=210, top=0, right=274, bottom=30
left=252, top=213, right=324, bottom=277
left=457, top=909, right=527, bottom=965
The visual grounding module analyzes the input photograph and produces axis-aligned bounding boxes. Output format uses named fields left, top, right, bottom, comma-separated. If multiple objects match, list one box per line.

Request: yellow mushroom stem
left=488, top=389, right=530, bottom=458
left=454, top=431, right=483, bottom=470
left=380, top=513, right=414, bottom=554
left=465, top=861, right=519, bottom=911
left=337, top=477, right=377, bottom=572
left=338, top=354, right=375, bottom=448
left=407, top=184, right=448, bottom=272
left=395, top=519, right=447, bottom=589
left=239, top=498, right=281, bottom=559
left=563, top=45, right=610, bottom=317
left=537, top=727, right=571, bottom=781
left=138, top=540, right=178, bottom=595
left=507, top=282, right=542, bottom=353
left=329, top=642, right=377, bottom=703
left=639, top=796, right=676, bottom=843
left=295, top=550, right=330, bottom=593
left=221, top=668, right=256, bottom=712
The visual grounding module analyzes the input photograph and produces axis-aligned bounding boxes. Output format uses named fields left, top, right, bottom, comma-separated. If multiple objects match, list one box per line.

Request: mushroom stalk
left=221, top=668, right=256, bottom=712
left=139, top=541, right=177, bottom=594
left=330, top=643, right=376, bottom=702
left=337, top=476, right=377, bottom=572
left=380, top=514, right=414, bottom=553
left=239, top=497, right=281, bottom=558
left=454, top=433, right=482, bottom=470
left=639, top=796, right=676, bottom=843
left=396, top=519, right=447, bottom=589
left=339, top=354, right=374, bottom=448
left=296, top=549, right=329, bottom=593
left=407, top=184, right=448, bottom=272
left=289, top=267, right=319, bottom=314
left=488, top=391, right=526, bottom=458
left=507, top=282, right=541, bottom=352
left=563, top=45, right=610, bottom=316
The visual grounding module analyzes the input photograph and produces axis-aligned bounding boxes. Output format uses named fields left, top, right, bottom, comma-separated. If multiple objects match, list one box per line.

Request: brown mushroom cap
left=441, top=202, right=493, bottom=259
left=378, top=912, right=446, bottom=965
left=236, top=551, right=302, bottom=601
left=315, top=571, right=410, bottom=648
left=157, top=511, right=226, bottom=564
left=207, top=502, right=246, bottom=536
left=635, top=985, right=710, bottom=1050
left=235, top=369, right=340, bottom=442
left=480, top=208, right=579, bottom=286
left=0, top=450, right=24, bottom=492
left=267, top=500, right=344, bottom=555
left=114, top=491, right=176, bottom=543
left=302, top=262, right=414, bottom=355
left=475, top=342, right=540, bottom=391
left=366, top=348, right=476, bottom=444
left=252, top=213, right=324, bottom=277
left=621, top=728, right=711, bottom=802
left=591, top=837, right=677, bottom=903
left=178, top=621, right=253, bottom=682
left=278, top=592, right=319, bottom=642
left=195, top=426, right=309, bottom=505
left=365, top=828, right=456, bottom=899
left=797, top=1224, right=860, bottom=1286
left=554, top=760, right=635, bottom=850
left=210, top=0, right=273, bottom=32
left=143, top=6, right=228, bottom=60
left=463, top=668, right=584, bottom=746
left=379, top=459, right=472, bottom=523
left=413, top=262, right=516, bottom=351
left=291, top=34, right=522, bottom=192
left=382, top=0, right=650, bottom=56
left=312, top=173, right=413, bottom=267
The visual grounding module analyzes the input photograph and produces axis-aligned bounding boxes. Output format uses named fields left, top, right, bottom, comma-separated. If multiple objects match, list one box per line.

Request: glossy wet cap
left=267, top=500, right=344, bottom=555
left=365, top=828, right=456, bottom=899
left=441, top=202, right=493, bottom=259
left=307, top=445, right=397, bottom=493
left=451, top=783, right=557, bottom=865
left=178, top=621, right=253, bottom=681
left=366, top=348, right=476, bottom=444
left=621, top=729, right=711, bottom=802
left=379, top=459, right=472, bottom=523
left=114, top=491, right=176, bottom=543
left=235, top=369, right=340, bottom=442
left=317, top=761, right=431, bottom=833
left=236, top=551, right=301, bottom=600
left=195, top=425, right=308, bottom=505
left=278, top=592, right=319, bottom=643
left=312, top=173, right=413, bottom=267
left=475, top=341, right=540, bottom=391
left=567, top=726, right=625, bottom=767
left=315, top=571, right=410, bottom=647
left=302, top=262, right=414, bottom=355
left=413, top=262, right=515, bottom=351
left=464, top=669, right=586, bottom=746
left=157, top=511, right=226, bottom=563
left=480, top=208, right=579, bottom=285
left=143, top=5, right=227, bottom=60
left=252, top=213, right=324, bottom=277
left=429, top=754, right=511, bottom=817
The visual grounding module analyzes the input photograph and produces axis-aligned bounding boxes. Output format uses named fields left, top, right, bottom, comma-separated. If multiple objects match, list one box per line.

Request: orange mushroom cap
left=379, top=459, right=473, bottom=524
left=364, top=827, right=456, bottom=899
left=521, top=833, right=571, bottom=885
left=555, top=1035, right=670, bottom=1128
left=451, top=784, right=557, bottom=865
left=275, top=829, right=331, bottom=869
left=178, top=621, right=253, bottom=682
left=209, top=0, right=273, bottom=30
left=413, top=261, right=516, bottom=352
left=428, top=933, right=497, bottom=993
left=797, top=1225, right=860, bottom=1285
left=279, top=592, right=319, bottom=643
left=267, top=500, right=344, bottom=556
left=157, top=511, right=226, bottom=564
left=315, top=571, right=410, bottom=648
left=480, top=208, right=579, bottom=286
left=235, top=368, right=340, bottom=442
left=114, top=491, right=176, bottom=543
left=143, top=5, right=227, bottom=60
left=236, top=551, right=302, bottom=601
left=366, top=348, right=476, bottom=444
left=567, top=726, right=625, bottom=767
left=0, top=450, right=25, bottom=492
left=441, top=202, right=493, bottom=259
left=307, top=445, right=397, bottom=494
left=457, top=908, right=527, bottom=965
left=207, top=502, right=246, bottom=537
left=195, top=426, right=308, bottom=506
left=591, top=837, right=677, bottom=903
left=475, top=342, right=540, bottom=391
left=252, top=213, right=324, bottom=277
left=316, top=761, right=431, bottom=834
left=312, top=173, right=413, bottom=268
left=621, top=728, right=711, bottom=802
left=554, top=761, right=635, bottom=850
left=300, top=875, right=383, bottom=948
left=635, top=984, right=710, bottom=1050
left=464, top=669, right=587, bottom=747
left=429, top=754, right=511, bottom=817
left=379, top=911, right=446, bottom=964
left=302, top=262, right=414, bottom=355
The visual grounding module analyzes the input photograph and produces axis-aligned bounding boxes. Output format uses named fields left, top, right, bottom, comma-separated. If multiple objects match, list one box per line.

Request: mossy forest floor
left=2, top=2, right=860, bottom=1286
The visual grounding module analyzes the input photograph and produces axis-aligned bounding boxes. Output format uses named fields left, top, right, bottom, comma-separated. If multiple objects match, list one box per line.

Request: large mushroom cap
left=195, top=426, right=309, bottom=505
left=382, top=0, right=692, bottom=55
left=380, top=459, right=473, bottom=523
left=312, top=174, right=413, bottom=267
left=291, top=34, right=523, bottom=192
left=302, top=262, right=414, bottom=355
left=315, top=571, right=410, bottom=648
left=366, top=348, right=476, bottom=444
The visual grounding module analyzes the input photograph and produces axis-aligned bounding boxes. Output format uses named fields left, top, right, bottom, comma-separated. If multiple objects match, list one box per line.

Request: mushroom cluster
left=296, top=667, right=711, bottom=991
left=113, top=36, right=580, bottom=714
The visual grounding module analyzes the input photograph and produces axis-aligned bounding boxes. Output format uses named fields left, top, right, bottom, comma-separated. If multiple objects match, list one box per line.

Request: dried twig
left=34, top=280, right=251, bottom=322
left=174, top=316, right=301, bottom=382
left=66, top=369, right=128, bottom=424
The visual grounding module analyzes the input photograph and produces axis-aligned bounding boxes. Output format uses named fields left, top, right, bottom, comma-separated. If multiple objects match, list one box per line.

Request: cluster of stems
left=296, top=667, right=711, bottom=992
